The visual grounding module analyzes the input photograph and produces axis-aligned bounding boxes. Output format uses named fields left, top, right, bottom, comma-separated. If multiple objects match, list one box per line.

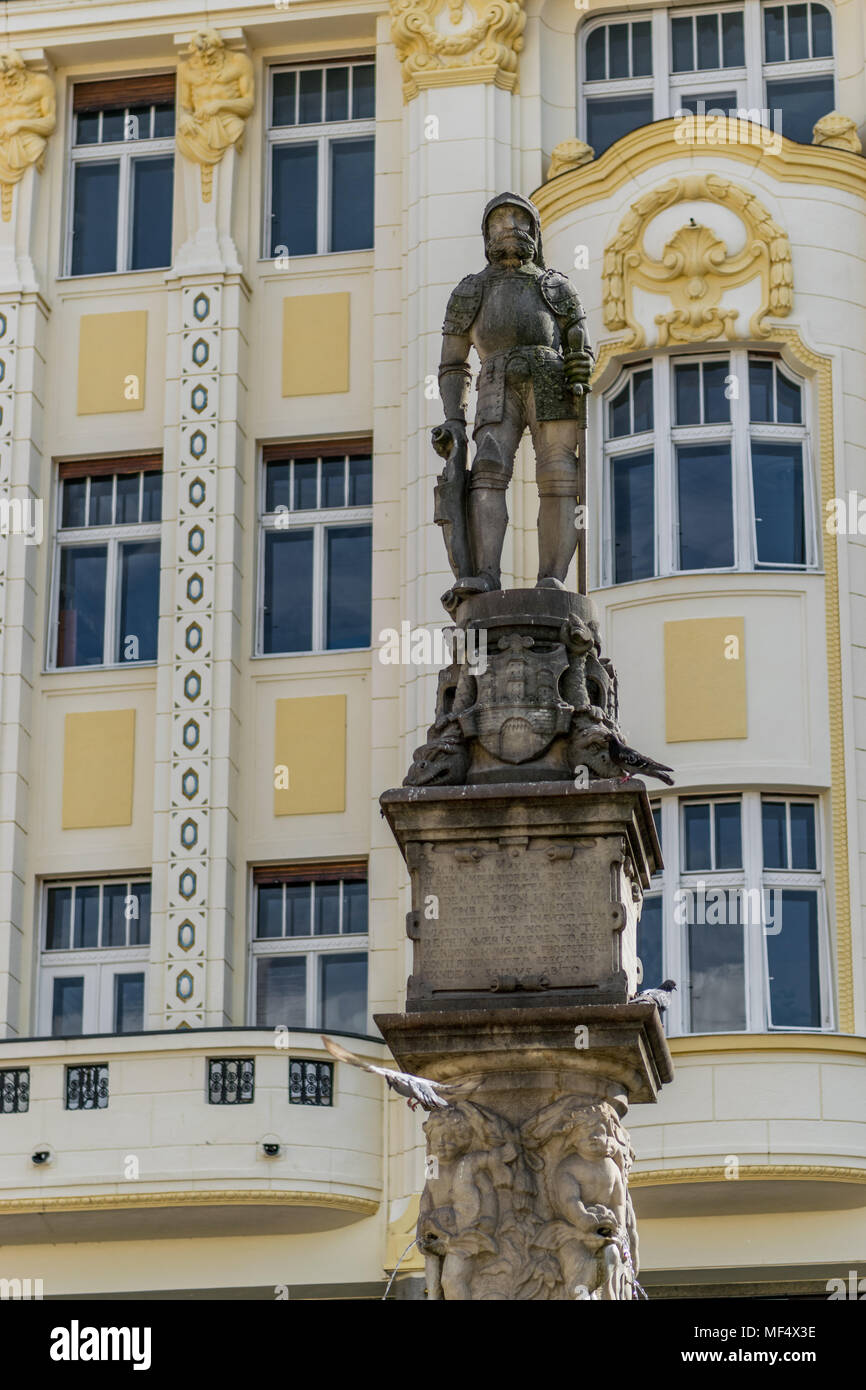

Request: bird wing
left=321, top=1035, right=452, bottom=1108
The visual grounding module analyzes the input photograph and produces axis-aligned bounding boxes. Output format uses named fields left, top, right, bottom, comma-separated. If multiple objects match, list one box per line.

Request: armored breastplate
left=471, top=272, right=562, bottom=358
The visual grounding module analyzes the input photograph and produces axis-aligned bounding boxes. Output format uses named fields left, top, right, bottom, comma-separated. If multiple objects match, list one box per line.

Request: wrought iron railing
left=207, top=1057, right=255, bottom=1104
left=65, top=1064, right=109, bottom=1110
left=0, top=1068, right=29, bottom=1114
left=289, top=1059, right=333, bottom=1106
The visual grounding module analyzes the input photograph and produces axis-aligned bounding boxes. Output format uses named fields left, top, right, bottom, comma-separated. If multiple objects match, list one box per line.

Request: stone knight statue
left=434, top=192, right=595, bottom=610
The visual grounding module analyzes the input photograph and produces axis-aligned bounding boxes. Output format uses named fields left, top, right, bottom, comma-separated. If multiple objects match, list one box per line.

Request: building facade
left=0, top=0, right=863, bottom=1299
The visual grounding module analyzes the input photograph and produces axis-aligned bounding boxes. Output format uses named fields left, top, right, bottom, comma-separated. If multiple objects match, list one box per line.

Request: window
left=251, top=867, right=369, bottom=1034
left=52, top=458, right=162, bottom=669
left=39, top=879, right=150, bottom=1036
left=267, top=61, right=375, bottom=257
left=259, top=442, right=372, bottom=653
left=290, top=1058, right=334, bottom=1106
left=579, top=3, right=834, bottom=154
left=68, top=75, right=175, bottom=275
left=0, top=1069, right=30, bottom=1115
left=602, top=352, right=813, bottom=584
left=65, top=1064, right=109, bottom=1110
left=639, top=793, right=831, bottom=1034
left=208, top=1058, right=255, bottom=1104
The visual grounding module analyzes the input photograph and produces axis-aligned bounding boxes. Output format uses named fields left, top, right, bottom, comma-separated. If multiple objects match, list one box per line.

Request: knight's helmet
left=481, top=191, right=545, bottom=269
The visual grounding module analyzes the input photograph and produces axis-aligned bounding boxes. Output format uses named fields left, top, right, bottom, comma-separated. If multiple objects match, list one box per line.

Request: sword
left=565, top=325, right=591, bottom=596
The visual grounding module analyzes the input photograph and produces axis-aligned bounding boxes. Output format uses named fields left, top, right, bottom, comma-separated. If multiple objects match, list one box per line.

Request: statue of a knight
left=433, top=192, right=595, bottom=608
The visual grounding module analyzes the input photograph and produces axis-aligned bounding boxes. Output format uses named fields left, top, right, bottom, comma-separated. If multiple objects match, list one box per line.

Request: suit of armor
left=436, top=193, right=595, bottom=598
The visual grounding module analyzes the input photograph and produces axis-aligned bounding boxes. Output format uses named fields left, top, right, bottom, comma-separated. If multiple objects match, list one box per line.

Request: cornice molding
left=389, top=0, right=525, bottom=102
left=631, top=1164, right=866, bottom=1188
left=0, top=1189, right=380, bottom=1216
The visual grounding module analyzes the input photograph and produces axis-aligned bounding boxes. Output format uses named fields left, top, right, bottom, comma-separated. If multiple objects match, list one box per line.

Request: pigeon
left=631, top=980, right=677, bottom=1015
left=321, top=1036, right=480, bottom=1112
left=606, top=734, right=675, bottom=786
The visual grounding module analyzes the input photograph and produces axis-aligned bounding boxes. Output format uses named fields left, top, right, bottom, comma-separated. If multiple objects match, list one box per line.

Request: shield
left=458, top=636, right=573, bottom=764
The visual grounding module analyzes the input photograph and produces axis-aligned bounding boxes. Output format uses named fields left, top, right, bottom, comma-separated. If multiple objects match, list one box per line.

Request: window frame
left=642, top=792, right=833, bottom=1036
left=64, top=80, right=176, bottom=278
left=256, top=444, right=373, bottom=656
left=578, top=2, right=835, bottom=147
left=600, top=349, right=816, bottom=585
left=248, top=867, right=370, bottom=1033
left=264, top=59, right=376, bottom=260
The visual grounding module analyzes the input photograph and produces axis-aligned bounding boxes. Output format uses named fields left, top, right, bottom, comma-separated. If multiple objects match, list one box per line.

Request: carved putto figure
left=176, top=30, right=254, bottom=202
left=0, top=50, right=56, bottom=221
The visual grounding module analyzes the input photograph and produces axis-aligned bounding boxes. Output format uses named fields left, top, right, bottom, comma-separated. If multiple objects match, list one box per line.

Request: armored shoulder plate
left=540, top=269, right=585, bottom=327
left=442, top=273, right=484, bottom=335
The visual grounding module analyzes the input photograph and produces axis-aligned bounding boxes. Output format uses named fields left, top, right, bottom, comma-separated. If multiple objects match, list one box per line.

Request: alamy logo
left=0, top=497, right=42, bottom=545
left=49, top=1321, right=152, bottom=1371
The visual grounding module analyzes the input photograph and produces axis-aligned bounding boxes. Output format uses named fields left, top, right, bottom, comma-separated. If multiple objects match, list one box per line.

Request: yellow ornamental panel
left=77, top=311, right=147, bottom=414
left=282, top=293, right=349, bottom=397
left=62, top=709, right=136, bottom=829
left=274, top=695, right=346, bottom=815
left=664, top=618, right=746, bottom=743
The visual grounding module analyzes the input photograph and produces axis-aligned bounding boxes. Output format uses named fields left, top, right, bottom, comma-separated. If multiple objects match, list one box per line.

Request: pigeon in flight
left=631, top=980, right=677, bottom=1015
left=321, top=1036, right=479, bottom=1112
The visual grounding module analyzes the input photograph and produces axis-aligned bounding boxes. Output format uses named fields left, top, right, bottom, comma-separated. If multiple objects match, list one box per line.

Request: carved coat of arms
left=458, top=635, right=572, bottom=764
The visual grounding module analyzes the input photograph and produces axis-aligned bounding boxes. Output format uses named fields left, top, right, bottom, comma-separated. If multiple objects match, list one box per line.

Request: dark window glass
left=256, top=956, right=307, bottom=1027
left=352, top=65, right=375, bottom=119
left=677, top=444, right=734, bottom=569
left=298, top=68, right=323, bottom=124
left=349, top=455, right=373, bottom=506
left=326, top=525, right=372, bottom=649
left=586, top=95, right=654, bottom=156
left=103, top=883, right=128, bottom=946
left=767, top=891, right=821, bottom=1027
left=677, top=93, right=739, bottom=117
left=76, top=110, right=100, bottom=145
left=131, top=882, right=151, bottom=945
left=696, top=13, right=720, bottom=69
left=762, top=801, right=788, bottom=867
left=272, top=71, right=296, bottom=126
left=811, top=3, right=832, bottom=57
left=118, top=540, right=160, bottom=662
left=326, top=66, right=349, bottom=122
left=632, top=22, right=652, bottom=76
left=703, top=362, right=730, bottom=422
left=286, top=882, right=312, bottom=936
left=612, top=452, right=654, bottom=583
left=46, top=887, right=72, bottom=950
left=688, top=922, right=746, bottom=1031
left=58, top=545, right=107, bottom=667
left=263, top=530, right=314, bottom=653
left=73, top=885, right=100, bottom=949
left=776, top=372, right=802, bottom=424
left=722, top=11, right=745, bottom=66
left=343, top=881, right=368, bottom=934
left=320, top=952, right=367, bottom=1034
left=62, top=478, right=87, bottom=529
left=790, top=803, right=817, bottom=869
left=116, top=474, right=140, bottom=524
left=102, top=110, right=124, bottom=143
left=767, top=75, right=835, bottom=145
left=609, top=23, right=630, bottom=78
left=764, top=4, right=786, bottom=61
left=787, top=3, right=810, bottom=59
left=323, top=458, right=346, bottom=507
left=637, top=894, right=663, bottom=992
left=678, top=447, right=733, bottom=572
left=142, top=472, right=162, bottom=522
left=651, top=805, right=662, bottom=852
left=72, top=161, right=119, bottom=274
left=715, top=802, right=742, bottom=869
left=294, top=459, right=318, bottom=510
left=257, top=885, right=283, bottom=938
left=271, top=143, right=318, bottom=256
left=752, top=441, right=805, bottom=565
left=52, top=978, right=84, bottom=1036
left=632, top=369, right=653, bottom=432
left=749, top=358, right=775, bottom=420
left=127, top=105, right=151, bottom=141
left=131, top=156, right=173, bottom=270
left=609, top=381, right=631, bottom=437
left=115, top=973, right=145, bottom=1033
left=586, top=27, right=607, bottom=80
left=674, top=363, right=701, bottom=424
left=683, top=803, right=711, bottom=870
left=315, top=882, right=341, bottom=935
left=671, top=16, right=694, bottom=71
left=89, top=475, right=113, bottom=526
left=153, top=102, right=175, bottom=138
left=331, top=137, right=374, bottom=251
left=265, top=461, right=290, bottom=513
